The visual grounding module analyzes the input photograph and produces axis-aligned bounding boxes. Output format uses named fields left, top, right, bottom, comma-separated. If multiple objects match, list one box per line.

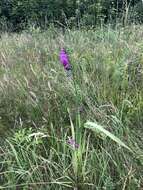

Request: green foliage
left=0, top=0, right=143, bottom=31
left=133, top=1, right=143, bottom=23
left=0, top=26, right=143, bottom=189
left=85, top=121, right=131, bottom=151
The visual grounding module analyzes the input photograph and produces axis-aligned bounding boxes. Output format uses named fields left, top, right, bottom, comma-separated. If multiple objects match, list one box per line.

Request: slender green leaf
left=85, top=121, right=131, bottom=151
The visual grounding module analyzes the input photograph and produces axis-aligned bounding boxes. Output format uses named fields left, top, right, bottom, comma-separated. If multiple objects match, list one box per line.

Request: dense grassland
left=0, top=25, right=143, bottom=189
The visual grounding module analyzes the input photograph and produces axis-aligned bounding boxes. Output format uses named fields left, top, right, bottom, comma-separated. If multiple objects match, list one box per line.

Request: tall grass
left=0, top=25, right=143, bottom=189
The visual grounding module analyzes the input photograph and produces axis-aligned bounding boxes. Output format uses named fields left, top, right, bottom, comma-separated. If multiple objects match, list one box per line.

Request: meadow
left=0, top=25, right=143, bottom=189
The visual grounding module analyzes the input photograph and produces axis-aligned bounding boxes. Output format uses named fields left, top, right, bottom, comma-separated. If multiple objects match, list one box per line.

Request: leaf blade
left=85, top=121, right=131, bottom=151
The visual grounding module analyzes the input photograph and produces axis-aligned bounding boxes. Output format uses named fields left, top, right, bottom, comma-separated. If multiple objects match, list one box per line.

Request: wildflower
left=59, top=48, right=72, bottom=71
left=67, top=137, right=79, bottom=149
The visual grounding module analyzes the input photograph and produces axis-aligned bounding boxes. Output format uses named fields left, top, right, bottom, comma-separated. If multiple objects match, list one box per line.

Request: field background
left=1, top=1, right=143, bottom=189
left=0, top=25, right=142, bottom=189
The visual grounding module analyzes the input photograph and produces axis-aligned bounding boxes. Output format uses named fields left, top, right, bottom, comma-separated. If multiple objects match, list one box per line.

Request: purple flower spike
left=67, top=137, right=79, bottom=149
left=59, top=48, right=71, bottom=71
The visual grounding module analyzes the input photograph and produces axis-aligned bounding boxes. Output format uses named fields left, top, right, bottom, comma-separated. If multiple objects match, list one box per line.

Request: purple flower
left=59, top=48, right=71, bottom=70
left=67, top=137, right=79, bottom=149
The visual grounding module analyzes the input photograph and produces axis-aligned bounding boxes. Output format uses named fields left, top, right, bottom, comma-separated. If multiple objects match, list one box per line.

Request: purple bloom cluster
left=67, top=137, right=79, bottom=149
left=59, top=48, right=71, bottom=71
